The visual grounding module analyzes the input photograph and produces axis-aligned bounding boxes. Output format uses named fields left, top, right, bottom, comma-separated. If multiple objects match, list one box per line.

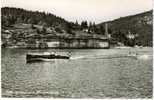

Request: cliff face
left=98, top=10, right=153, bottom=46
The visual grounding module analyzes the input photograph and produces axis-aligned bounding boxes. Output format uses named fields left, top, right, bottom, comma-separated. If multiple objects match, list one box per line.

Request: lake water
left=1, top=48, right=153, bottom=98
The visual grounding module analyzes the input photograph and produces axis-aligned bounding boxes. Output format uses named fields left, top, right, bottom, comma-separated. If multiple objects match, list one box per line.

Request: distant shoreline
left=1, top=46, right=152, bottom=50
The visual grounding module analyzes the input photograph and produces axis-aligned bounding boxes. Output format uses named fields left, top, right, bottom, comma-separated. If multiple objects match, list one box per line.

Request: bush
left=55, top=27, right=63, bottom=33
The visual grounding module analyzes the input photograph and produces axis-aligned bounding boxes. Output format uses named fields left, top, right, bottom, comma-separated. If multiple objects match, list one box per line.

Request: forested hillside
left=1, top=7, right=153, bottom=48
left=98, top=10, right=153, bottom=46
left=1, top=7, right=103, bottom=48
left=1, top=7, right=80, bottom=31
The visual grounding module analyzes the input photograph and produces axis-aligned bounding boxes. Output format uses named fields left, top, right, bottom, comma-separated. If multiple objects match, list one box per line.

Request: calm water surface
left=1, top=48, right=153, bottom=98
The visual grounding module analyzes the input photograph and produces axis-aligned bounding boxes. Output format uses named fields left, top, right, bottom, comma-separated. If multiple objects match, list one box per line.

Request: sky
left=2, top=0, right=153, bottom=24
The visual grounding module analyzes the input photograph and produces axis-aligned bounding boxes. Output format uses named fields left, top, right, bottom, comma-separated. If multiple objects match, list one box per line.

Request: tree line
left=2, top=7, right=108, bottom=35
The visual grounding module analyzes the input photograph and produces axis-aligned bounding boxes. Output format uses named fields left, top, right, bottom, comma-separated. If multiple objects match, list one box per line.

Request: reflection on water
left=1, top=48, right=153, bottom=98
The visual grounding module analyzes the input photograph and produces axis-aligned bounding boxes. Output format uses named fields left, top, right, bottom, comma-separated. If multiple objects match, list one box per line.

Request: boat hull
left=26, top=54, right=69, bottom=63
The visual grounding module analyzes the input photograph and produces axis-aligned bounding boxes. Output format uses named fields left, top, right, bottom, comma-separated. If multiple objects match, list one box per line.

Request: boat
left=26, top=52, right=70, bottom=63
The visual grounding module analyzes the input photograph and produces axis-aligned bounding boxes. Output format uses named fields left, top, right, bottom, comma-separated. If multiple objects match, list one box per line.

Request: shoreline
left=1, top=46, right=152, bottom=49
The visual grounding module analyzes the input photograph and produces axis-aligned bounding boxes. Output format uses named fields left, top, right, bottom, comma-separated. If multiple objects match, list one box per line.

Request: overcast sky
left=2, top=0, right=153, bottom=24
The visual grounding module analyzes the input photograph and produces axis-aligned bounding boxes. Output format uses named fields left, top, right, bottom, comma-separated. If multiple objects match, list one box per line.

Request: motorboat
left=26, top=52, right=70, bottom=63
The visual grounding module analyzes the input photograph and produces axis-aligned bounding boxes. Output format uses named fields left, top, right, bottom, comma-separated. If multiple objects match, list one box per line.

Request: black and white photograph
left=1, top=0, right=153, bottom=98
